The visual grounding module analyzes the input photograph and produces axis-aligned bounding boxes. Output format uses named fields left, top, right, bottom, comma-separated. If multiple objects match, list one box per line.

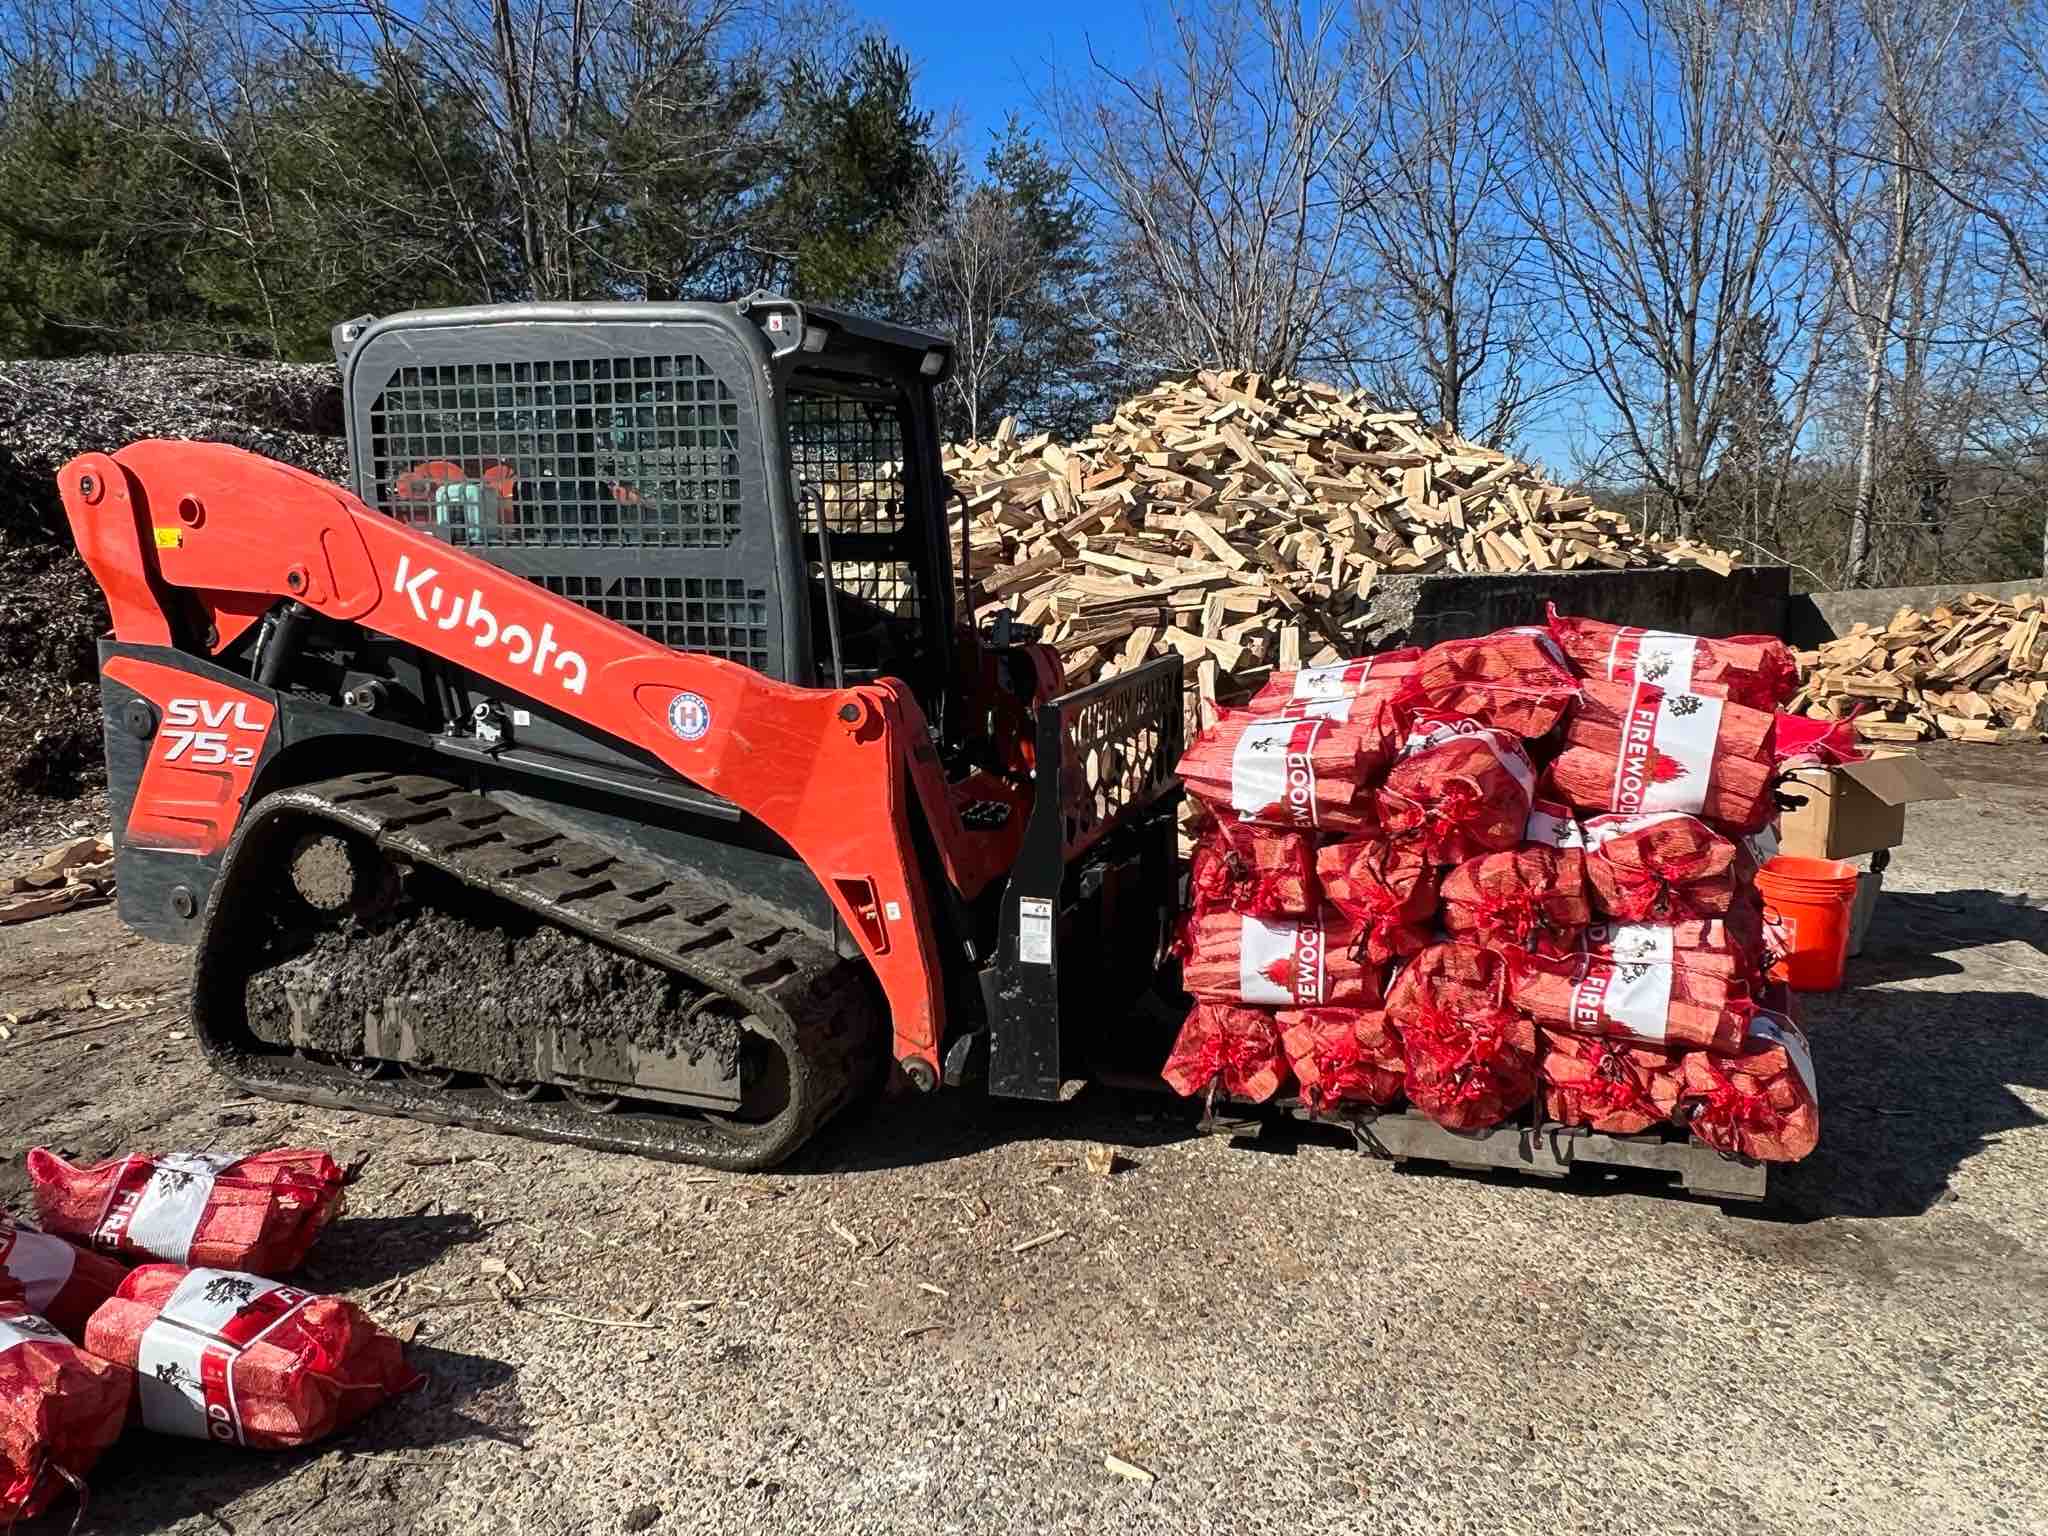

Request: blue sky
left=885, top=3, right=1148, bottom=147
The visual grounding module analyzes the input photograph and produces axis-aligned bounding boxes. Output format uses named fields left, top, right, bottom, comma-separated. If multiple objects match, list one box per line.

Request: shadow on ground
left=74, top=1341, right=522, bottom=1535
left=298, top=1211, right=491, bottom=1293
left=1764, top=887, right=2048, bottom=1221
left=802, top=884, right=2048, bottom=1224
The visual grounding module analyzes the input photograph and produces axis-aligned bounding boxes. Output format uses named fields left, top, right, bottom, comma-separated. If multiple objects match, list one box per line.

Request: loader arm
left=60, top=439, right=986, bottom=1080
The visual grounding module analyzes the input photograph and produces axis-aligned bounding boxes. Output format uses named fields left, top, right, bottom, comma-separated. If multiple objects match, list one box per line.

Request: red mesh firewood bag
left=1313, top=839, right=1436, bottom=962
left=1581, top=914, right=1768, bottom=985
left=1186, top=821, right=1316, bottom=919
left=0, top=1215, right=128, bottom=1343
left=28, top=1148, right=347, bottom=1275
left=1581, top=811, right=1742, bottom=920
left=1505, top=945, right=1753, bottom=1053
left=1384, top=944, right=1537, bottom=1130
left=1177, top=708, right=1393, bottom=835
left=1545, top=605, right=1799, bottom=710
left=1181, top=910, right=1383, bottom=1007
left=85, top=1265, right=422, bottom=1449
left=1276, top=1008, right=1405, bottom=1111
left=1412, top=627, right=1580, bottom=737
left=0, top=1304, right=131, bottom=1523
left=1376, top=714, right=1537, bottom=863
left=1440, top=803, right=1590, bottom=955
left=1680, top=1012, right=1820, bottom=1162
left=1161, top=1004, right=1289, bottom=1102
left=1247, top=649, right=1421, bottom=715
left=1539, top=1030, right=1684, bottom=1134
left=1544, top=678, right=1776, bottom=833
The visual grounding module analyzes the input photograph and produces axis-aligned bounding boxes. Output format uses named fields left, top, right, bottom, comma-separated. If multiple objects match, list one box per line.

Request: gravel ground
left=2, top=741, right=2044, bottom=1535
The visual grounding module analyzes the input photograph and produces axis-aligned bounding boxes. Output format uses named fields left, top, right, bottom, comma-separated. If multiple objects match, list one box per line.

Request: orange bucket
left=1756, top=855, right=1859, bottom=991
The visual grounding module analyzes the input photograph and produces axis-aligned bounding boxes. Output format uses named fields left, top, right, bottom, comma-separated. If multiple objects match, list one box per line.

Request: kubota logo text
left=392, top=555, right=588, bottom=694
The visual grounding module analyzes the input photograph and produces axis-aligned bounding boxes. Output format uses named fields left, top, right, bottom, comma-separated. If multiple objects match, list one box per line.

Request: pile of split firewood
left=1794, top=592, right=2048, bottom=744
left=944, top=372, right=1741, bottom=711
left=0, top=835, right=113, bottom=924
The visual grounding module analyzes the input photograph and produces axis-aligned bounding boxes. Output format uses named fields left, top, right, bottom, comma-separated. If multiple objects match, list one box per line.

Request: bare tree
left=1343, top=0, right=1548, bottom=446
left=338, top=0, right=763, bottom=302
left=1880, top=0, right=2048, bottom=573
left=1510, top=0, right=1808, bottom=537
left=1757, top=0, right=1986, bottom=585
left=1050, top=0, right=1389, bottom=379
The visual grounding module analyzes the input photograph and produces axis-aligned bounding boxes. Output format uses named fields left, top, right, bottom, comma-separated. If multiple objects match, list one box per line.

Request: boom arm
left=60, top=440, right=962, bottom=1080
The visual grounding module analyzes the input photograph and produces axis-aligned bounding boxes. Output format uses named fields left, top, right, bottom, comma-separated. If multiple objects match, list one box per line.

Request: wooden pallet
left=1201, top=1100, right=1768, bottom=1202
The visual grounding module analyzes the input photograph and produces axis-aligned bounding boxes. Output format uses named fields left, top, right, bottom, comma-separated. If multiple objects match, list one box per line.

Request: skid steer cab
left=60, top=295, right=1183, bottom=1169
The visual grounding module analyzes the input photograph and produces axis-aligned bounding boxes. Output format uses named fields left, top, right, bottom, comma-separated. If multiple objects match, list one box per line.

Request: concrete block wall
left=1364, top=564, right=1792, bottom=647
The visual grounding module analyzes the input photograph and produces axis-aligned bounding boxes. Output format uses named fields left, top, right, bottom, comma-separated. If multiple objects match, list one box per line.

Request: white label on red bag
left=0, top=1218, right=77, bottom=1315
left=1580, top=810, right=1695, bottom=849
left=1607, top=627, right=1701, bottom=691
left=1749, top=1012, right=1818, bottom=1102
left=1582, top=921, right=1677, bottom=968
left=93, top=1152, right=236, bottom=1262
left=1237, top=914, right=1326, bottom=1006
left=1287, top=695, right=1357, bottom=723
left=1230, top=717, right=1324, bottom=828
left=1289, top=658, right=1379, bottom=700
left=1401, top=713, right=1537, bottom=802
left=1568, top=954, right=1677, bottom=1041
left=1525, top=799, right=1586, bottom=849
left=1610, top=682, right=1722, bottom=815
left=0, top=1310, right=67, bottom=1361
left=136, top=1268, right=315, bottom=1444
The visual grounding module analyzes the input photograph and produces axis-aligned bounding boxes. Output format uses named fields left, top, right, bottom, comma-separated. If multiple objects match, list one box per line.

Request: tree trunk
left=1847, top=344, right=1883, bottom=585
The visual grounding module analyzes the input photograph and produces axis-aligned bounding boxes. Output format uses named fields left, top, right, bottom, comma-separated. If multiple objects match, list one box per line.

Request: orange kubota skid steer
left=59, top=297, right=1183, bottom=1169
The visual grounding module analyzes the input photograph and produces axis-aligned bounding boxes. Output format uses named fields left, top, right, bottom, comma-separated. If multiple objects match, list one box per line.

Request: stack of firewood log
left=944, top=371, right=1741, bottom=714
left=1793, top=592, right=2048, bottom=743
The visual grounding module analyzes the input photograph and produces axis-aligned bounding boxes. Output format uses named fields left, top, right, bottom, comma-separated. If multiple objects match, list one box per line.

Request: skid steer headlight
left=920, top=348, right=945, bottom=378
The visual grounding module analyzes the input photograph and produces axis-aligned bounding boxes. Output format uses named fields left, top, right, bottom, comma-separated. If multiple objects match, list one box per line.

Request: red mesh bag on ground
left=1186, top=820, right=1316, bottom=919
left=1412, top=628, right=1581, bottom=737
left=28, top=1148, right=347, bottom=1275
left=1313, top=839, right=1436, bottom=962
left=1544, top=606, right=1799, bottom=710
left=1247, top=650, right=1421, bottom=715
left=1539, top=1030, right=1684, bottom=1134
left=1181, top=909, right=1384, bottom=1007
left=1384, top=944, right=1537, bottom=1130
left=1161, top=1005, right=1289, bottom=1102
left=1177, top=707, right=1395, bottom=835
left=0, top=1215, right=128, bottom=1342
left=1544, top=678, right=1776, bottom=833
left=85, top=1265, right=422, bottom=1449
left=1680, top=1012, right=1820, bottom=1162
left=1440, top=803, right=1590, bottom=955
left=1376, top=714, right=1537, bottom=863
left=0, top=1304, right=131, bottom=1523
left=1581, top=811, right=1742, bottom=920
left=1504, top=943, right=1754, bottom=1053
left=1276, top=1008, right=1405, bottom=1111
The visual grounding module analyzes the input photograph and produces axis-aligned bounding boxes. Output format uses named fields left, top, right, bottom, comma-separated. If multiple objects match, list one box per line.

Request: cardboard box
left=1776, top=750, right=1957, bottom=859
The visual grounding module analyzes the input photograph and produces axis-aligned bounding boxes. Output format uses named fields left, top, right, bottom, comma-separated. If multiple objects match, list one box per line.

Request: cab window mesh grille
left=367, top=354, right=743, bottom=548
left=538, top=574, right=770, bottom=668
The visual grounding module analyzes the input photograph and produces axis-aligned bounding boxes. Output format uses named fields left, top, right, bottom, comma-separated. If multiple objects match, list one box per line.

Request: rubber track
left=193, top=771, right=880, bottom=1170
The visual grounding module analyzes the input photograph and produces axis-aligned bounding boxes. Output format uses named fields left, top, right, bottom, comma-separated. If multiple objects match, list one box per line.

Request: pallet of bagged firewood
left=1795, top=590, right=2048, bottom=745
left=1199, top=1098, right=1769, bottom=1202
left=945, top=371, right=1742, bottom=730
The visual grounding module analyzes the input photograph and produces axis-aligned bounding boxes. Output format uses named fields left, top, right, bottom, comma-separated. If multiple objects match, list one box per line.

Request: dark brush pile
left=0, top=354, right=347, bottom=828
